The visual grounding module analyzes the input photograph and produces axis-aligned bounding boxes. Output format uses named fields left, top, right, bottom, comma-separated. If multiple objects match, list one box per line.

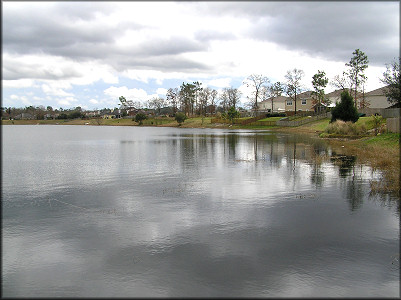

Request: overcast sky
left=2, top=1, right=400, bottom=110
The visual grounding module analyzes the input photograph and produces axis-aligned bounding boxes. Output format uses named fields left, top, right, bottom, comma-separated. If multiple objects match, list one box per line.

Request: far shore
left=2, top=116, right=399, bottom=196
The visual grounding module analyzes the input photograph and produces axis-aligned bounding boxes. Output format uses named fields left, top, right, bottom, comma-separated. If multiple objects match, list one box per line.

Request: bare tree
left=269, top=81, right=284, bottom=112
left=148, top=97, right=166, bottom=115
left=285, top=68, right=305, bottom=114
left=198, top=87, right=218, bottom=116
left=331, top=73, right=352, bottom=91
left=243, top=74, right=270, bottom=116
left=221, top=87, right=242, bottom=110
left=166, top=87, right=179, bottom=114
left=209, top=89, right=218, bottom=115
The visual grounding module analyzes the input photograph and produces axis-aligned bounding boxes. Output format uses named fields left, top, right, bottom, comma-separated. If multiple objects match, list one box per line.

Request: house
left=258, top=95, right=288, bottom=113
left=363, top=86, right=392, bottom=109
left=285, top=91, right=314, bottom=112
left=14, top=113, right=34, bottom=120
left=259, top=91, right=325, bottom=113
left=326, top=89, right=345, bottom=107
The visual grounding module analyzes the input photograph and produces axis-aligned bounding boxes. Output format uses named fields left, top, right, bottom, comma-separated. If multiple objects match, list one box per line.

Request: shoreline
left=2, top=117, right=399, bottom=196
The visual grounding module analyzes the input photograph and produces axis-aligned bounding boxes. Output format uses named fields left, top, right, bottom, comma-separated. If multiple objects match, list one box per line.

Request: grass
left=258, top=117, right=284, bottom=122
left=327, top=135, right=400, bottom=196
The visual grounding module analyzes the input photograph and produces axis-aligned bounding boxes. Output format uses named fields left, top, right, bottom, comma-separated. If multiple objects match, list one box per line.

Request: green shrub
left=331, top=90, right=359, bottom=123
left=134, top=113, right=148, bottom=125
left=175, top=112, right=187, bottom=125
left=227, top=107, right=240, bottom=123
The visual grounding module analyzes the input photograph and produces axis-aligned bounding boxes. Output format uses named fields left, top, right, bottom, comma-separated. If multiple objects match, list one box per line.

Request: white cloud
left=10, top=94, right=19, bottom=100
left=89, top=99, right=99, bottom=104
left=57, top=97, right=78, bottom=107
left=104, top=86, right=153, bottom=103
left=205, top=78, right=232, bottom=88
left=2, top=79, right=37, bottom=89
left=156, top=88, right=168, bottom=96
left=41, top=83, right=74, bottom=97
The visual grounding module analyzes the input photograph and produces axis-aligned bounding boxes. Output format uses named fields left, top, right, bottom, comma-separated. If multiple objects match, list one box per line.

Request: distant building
left=363, top=86, right=392, bottom=109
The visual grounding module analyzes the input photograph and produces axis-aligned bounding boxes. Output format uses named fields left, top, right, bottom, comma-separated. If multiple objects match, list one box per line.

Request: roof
left=326, top=88, right=362, bottom=98
left=297, top=91, right=314, bottom=98
left=261, top=95, right=289, bottom=103
left=326, top=89, right=344, bottom=98
left=364, top=86, right=389, bottom=96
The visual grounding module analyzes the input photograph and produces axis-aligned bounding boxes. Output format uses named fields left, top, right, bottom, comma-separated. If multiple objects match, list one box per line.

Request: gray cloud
left=2, top=3, right=212, bottom=79
left=194, top=2, right=399, bottom=66
left=3, top=62, right=81, bottom=81
left=194, top=30, right=237, bottom=43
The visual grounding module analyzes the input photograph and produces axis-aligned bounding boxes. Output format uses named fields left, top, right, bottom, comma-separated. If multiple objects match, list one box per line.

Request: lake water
left=2, top=125, right=399, bottom=297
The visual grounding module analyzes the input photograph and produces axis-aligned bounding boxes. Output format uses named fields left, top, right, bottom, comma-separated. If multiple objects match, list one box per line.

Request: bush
left=265, top=112, right=286, bottom=118
left=325, top=120, right=367, bottom=136
left=331, top=90, right=359, bottom=123
left=227, top=107, right=240, bottom=123
left=175, top=112, right=187, bottom=125
left=134, top=113, right=148, bottom=125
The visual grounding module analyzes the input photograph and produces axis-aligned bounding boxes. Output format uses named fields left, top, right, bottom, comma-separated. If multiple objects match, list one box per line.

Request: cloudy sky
left=2, top=1, right=399, bottom=110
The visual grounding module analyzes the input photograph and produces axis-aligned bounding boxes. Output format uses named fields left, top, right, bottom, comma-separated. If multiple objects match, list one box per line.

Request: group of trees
left=1, top=105, right=86, bottom=120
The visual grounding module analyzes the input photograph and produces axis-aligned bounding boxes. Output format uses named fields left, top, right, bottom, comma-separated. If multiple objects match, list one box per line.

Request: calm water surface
left=2, top=125, right=399, bottom=297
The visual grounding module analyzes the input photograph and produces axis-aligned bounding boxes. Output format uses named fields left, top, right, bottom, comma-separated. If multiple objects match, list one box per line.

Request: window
left=301, top=99, right=307, bottom=105
left=286, top=100, right=293, bottom=106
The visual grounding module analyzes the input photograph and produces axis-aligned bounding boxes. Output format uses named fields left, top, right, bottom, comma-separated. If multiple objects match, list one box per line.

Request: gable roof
left=297, top=91, right=313, bottom=98
left=364, top=86, right=389, bottom=96
left=262, top=95, right=289, bottom=103
left=326, top=89, right=345, bottom=98
left=326, top=88, right=362, bottom=98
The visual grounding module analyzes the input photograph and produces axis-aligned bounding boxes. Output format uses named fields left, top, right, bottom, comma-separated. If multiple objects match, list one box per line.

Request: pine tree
left=331, top=90, right=359, bottom=123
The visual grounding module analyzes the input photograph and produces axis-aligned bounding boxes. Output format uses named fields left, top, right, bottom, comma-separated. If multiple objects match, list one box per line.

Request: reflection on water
left=2, top=125, right=399, bottom=297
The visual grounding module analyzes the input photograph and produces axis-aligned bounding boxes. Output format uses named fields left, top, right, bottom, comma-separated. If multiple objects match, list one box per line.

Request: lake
left=2, top=125, right=399, bottom=297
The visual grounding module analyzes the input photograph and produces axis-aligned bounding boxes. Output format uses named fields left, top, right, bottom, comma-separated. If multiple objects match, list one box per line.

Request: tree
left=345, top=49, right=369, bottom=108
left=221, top=87, right=242, bottom=110
left=119, top=96, right=128, bottom=108
left=198, top=87, right=217, bottom=116
left=243, top=74, right=270, bottom=116
left=285, top=68, right=305, bottom=114
left=175, top=112, right=187, bottom=125
left=330, top=90, right=359, bottom=123
left=179, top=82, right=197, bottom=116
left=148, top=97, right=166, bottom=115
left=209, top=89, right=218, bottom=115
left=227, top=106, right=240, bottom=124
left=380, top=57, right=400, bottom=106
left=269, top=82, right=284, bottom=112
left=311, top=70, right=329, bottom=112
left=166, top=88, right=179, bottom=114
left=219, top=90, right=229, bottom=112
left=134, top=113, right=147, bottom=125
left=193, top=81, right=203, bottom=115
left=331, top=73, right=352, bottom=91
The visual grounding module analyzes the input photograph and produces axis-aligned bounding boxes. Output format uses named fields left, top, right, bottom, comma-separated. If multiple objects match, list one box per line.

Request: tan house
left=325, top=87, right=392, bottom=109
left=285, top=91, right=315, bottom=112
left=258, top=95, right=288, bottom=112
left=259, top=91, right=323, bottom=113
left=363, top=86, right=392, bottom=109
